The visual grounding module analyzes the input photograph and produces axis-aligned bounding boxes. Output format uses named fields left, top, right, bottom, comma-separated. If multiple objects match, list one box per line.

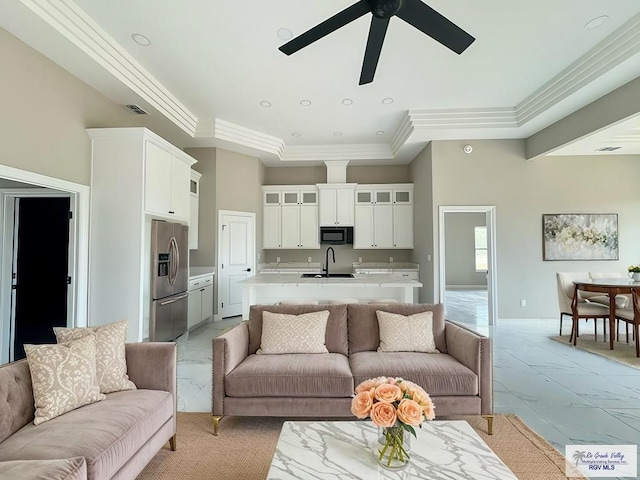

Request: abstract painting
left=542, top=214, right=618, bottom=261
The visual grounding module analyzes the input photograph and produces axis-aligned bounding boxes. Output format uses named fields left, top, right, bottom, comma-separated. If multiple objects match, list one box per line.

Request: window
left=474, top=226, right=487, bottom=272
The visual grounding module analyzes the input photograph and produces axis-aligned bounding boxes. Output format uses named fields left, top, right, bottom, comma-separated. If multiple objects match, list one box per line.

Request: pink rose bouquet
left=351, top=376, right=435, bottom=468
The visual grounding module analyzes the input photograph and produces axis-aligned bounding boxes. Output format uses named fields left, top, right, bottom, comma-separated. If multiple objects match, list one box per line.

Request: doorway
left=9, top=196, right=72, bottom=360
left=438, top=206, right=497, bottom=326
left=217, top=210, right=256, bottom=319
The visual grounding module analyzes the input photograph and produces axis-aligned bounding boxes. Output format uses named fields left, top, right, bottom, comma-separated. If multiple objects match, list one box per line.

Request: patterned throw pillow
left=376, top=310, right=439, bottom=353
left=25, top=335, right=105, bottom=425
left=257, top=311, right=330, bottom=354
left=54, top=321, right=136, bottom=394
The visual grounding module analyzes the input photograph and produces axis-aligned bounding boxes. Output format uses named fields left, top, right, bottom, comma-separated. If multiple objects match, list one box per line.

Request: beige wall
left=185, top=148, right=216, bottom=267
left=430, top=139, right=640, bottom=319
left=0, top=27, right=191, bottom=185
left=347, top=165, right=411, bottom=184
left=444, top=212, right=487, bottom=287
left=263, top=166, right=326, bottom=185
left=409, top=143, right=434, bottom=302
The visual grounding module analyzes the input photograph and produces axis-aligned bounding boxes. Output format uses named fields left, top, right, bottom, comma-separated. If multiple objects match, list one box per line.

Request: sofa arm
left=444, top=321, right=493, bottom=415
left=125, top=342, right=177, bottom=396
left=213, top=322, right=249, bottom=416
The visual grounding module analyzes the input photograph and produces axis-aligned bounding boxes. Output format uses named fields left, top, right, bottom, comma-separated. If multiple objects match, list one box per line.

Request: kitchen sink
left=300, top=273, right=354, bottom=278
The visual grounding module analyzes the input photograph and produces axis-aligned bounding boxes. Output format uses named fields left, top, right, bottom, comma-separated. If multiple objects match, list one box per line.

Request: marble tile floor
left=176, top=313, right=640, bottom=478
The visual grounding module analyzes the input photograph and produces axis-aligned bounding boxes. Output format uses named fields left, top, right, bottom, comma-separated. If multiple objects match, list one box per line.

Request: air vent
left=125, top=104, right=149, bottom=115
left=595, top=146, right=621, bottom=152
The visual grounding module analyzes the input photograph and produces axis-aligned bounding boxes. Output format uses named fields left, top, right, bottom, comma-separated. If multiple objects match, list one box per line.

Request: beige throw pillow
left=376, top=310, right=439, bottom=353
left=54, top=321, right=136, bottom=394
left=25, top=335, right=105, bottom=425
left=257, top=310, right=330, bottom=354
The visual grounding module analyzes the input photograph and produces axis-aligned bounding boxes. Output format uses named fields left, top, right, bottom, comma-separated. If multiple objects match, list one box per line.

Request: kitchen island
left=238, top=273, right=422, bottom=319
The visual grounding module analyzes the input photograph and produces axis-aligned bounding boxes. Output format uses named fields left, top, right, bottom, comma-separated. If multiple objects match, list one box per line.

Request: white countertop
left=189, top=266, right=215, bottom=280
left=239, top=273, right=422, bottom=287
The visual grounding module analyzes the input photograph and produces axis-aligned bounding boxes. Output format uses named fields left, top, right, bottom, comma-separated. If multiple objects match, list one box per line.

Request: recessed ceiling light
left=131, top=33, right=151, bottom=46
left=585, top=15, right=609, bottom=29
left=333, top=132, right=343, bottom=136
left=382, top=97, right=394, bottom=105
left=277, top=28, right=293, bottom=40
left=376, top=131, right=384, bottom=135
left=300, top=100, right=312, bottom=106
left=342, top=98, right=353, bottom=105
left=260, top=101, right=272, bottom=107
left=291, top=132, right=301, bottom=137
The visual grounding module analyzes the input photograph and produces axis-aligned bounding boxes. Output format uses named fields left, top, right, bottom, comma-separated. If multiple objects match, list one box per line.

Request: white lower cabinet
left=188, top=275, right=214, bottom=329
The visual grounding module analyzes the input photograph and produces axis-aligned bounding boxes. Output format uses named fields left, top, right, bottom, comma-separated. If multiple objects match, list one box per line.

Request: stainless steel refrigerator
left=150, top=220, right=189, bottom=342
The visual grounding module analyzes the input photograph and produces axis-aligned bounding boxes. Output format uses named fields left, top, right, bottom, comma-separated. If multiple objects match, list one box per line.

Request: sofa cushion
left=226, top=353, right=353, bottom=398
left=0, top=360, right=35, bottom=443
left=348, top=303, right=447, bottom=354
left=24, top=335, right=105, bottom=425
left=349, top=351, right=477, bottom=396
left=257, top=311, right=330, bottom=354
left=377, top=310, right=439, bottom=353
left=54, top=320, right=136, bottom=394
left=0, top=389, right=172, bottom=480
left=249, top=304, right=348, bottom=355
left=0, top=457, right=87, bottom=480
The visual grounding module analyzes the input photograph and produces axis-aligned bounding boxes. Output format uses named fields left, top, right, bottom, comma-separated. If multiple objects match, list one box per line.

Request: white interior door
left=218, top=210, right=255, bottom=318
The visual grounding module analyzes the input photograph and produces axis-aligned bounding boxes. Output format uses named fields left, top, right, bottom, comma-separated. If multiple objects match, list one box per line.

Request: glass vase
left=377, top=424, right=411, bottom=470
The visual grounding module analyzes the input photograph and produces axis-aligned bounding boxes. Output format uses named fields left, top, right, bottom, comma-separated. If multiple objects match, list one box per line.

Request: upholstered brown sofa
left=213, top=303, right=492, bottom=434
left=0, top=343, right=177, bottom=480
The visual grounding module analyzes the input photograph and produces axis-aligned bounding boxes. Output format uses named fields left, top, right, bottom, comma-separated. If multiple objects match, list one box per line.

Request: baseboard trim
left=446, top=285, right=488, bottom=290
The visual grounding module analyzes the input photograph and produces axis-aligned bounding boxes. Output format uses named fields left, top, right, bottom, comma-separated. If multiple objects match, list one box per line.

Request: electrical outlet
left=520, top=299, right=526, bottom=307
left=427, top=254, right=432, bottom=261
left=276, top=256, right=280, bottom=263
left=358, top=257, right=362, bottom=263
left=307, top=257, right=312, bottom=263
left=389, top=256, right=394, bottom=263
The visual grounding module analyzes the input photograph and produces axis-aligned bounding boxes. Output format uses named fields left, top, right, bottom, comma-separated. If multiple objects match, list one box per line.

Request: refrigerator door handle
left=169, top=236, right=178, bottom=286
left=159, top=293, right=188, bottom=306
left=173, top=235, right=180, bottom=284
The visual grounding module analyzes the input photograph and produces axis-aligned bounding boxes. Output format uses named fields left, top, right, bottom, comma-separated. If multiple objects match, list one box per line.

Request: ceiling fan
left=279, top=0, right=475, bottom=85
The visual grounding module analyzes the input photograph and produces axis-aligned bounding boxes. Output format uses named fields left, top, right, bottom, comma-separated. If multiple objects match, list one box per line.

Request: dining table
left=572, top=278, right=639, bottom=350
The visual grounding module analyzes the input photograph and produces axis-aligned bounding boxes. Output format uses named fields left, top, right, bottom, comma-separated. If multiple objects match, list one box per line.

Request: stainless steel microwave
left=320, top=227, right=353, bottom=245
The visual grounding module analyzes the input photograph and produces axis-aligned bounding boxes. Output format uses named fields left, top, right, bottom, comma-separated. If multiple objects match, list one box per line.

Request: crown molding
left=516, top=12, right=640, bottom=125
left=213, top=119, right=285, bottom=158
left=281, top=144, right=394, bottom=162
left=20, top=0, right=198, bottom=136
left=409, top=108, right=519, bottom=129
left=390, top=114, right=414, bottom=155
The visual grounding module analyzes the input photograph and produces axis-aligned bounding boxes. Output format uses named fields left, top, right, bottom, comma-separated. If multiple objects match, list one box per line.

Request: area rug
left=551, top=334, right=640, bottom=370
left=136, top=413, right=585, bottom=480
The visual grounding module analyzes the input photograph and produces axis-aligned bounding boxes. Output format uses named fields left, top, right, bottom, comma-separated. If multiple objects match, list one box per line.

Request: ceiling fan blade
left=279, top=1, right=370, bottom=55
left=359, top=16, right=390, bottom=85
left=396, top=0, right=475, bottom=54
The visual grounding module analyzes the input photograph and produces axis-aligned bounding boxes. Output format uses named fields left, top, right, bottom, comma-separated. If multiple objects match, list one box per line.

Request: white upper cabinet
left=318, top=184, right=356, bottom=226
left=354, top=184, right=413, bottom=249
left=143, top=140, right=193, bottom=221
left=262, top=186, right=319, bottom=249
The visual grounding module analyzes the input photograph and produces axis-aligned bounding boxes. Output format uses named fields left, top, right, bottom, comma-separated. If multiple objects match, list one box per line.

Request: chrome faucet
left=323, top=247, right=336, bottom=277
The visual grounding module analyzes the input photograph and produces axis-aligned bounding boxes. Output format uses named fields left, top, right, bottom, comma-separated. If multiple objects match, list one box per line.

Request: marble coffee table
left=267, top=420, right=518, bottom=479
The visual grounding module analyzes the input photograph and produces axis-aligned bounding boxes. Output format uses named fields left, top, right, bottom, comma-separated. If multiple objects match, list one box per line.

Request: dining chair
left=614, top=289, right=640, bottom=357
left=556, top=272, right=609, bottom=342
left=589, top=272, right=632, bottom=342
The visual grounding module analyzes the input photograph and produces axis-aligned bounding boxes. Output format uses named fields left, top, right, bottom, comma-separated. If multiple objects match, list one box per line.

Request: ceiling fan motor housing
left=370, top=0, right=404, bottom=18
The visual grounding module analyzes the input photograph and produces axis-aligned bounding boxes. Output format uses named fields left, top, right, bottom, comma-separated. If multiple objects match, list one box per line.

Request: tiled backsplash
left=262, top=244, right=412, bottom=273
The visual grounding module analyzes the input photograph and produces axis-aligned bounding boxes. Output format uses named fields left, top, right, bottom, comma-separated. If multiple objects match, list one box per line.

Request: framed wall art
left=542, top=213, right=618, bottom=261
